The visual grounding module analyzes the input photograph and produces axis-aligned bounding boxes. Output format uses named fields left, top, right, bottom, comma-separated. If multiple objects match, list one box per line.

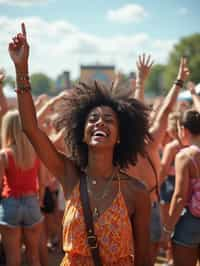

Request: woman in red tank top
left=0, top=110, right=44, bottom=266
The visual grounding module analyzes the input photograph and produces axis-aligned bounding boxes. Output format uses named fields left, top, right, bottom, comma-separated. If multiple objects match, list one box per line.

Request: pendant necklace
left=86, top=171, right=115, bottom=200
left=86, top=169, right=116, bottom=219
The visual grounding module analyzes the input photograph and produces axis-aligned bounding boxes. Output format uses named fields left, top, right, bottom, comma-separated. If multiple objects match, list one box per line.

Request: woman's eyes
left=88, top=116, right=98, bottom=122
left=88, top=115, right=114, bottom=123
left=104, top=117, right=114, bottom=122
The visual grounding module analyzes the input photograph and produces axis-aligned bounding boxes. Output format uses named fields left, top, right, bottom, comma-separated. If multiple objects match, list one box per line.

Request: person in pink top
left=0, top=110, right=45, bottom=266
left=163, top=110, right=200, bottom=266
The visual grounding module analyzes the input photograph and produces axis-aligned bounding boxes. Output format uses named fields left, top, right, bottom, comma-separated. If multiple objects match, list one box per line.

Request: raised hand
left=187, top=81, right=196, bottom=94
left=177, top=57, right=190, bottom=81
left=8, top=23, right=29, bottom=67
left=187, top=81, right=200, bottom=112
left=136, top=53, right=154, bottom=82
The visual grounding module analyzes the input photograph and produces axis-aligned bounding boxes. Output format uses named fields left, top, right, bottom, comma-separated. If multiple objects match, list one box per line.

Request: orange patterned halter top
left=61, top=178, right=134, bottom=266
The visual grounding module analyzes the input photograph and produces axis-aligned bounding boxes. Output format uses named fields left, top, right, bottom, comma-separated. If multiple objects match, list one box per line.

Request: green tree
left=30, top=73, right=54, bottom=95
left=164, top=34, right=200, bottom=90
left=145, top=64, right=166, bottom=96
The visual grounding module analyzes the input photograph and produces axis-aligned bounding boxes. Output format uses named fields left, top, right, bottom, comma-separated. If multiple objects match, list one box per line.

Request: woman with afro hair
left=9, top=23, right=152, bottom=266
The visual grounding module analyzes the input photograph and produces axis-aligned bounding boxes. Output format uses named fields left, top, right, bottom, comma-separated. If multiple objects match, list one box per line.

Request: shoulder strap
left=80, top=174, right=102, bottom=266
left=146, top=153, right=160, bottom=201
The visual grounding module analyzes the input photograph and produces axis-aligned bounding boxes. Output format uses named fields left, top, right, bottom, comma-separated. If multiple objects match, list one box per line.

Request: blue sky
left=0, top=0, right=199, bottom=79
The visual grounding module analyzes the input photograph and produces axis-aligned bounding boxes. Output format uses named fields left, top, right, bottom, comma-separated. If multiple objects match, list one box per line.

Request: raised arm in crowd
left=187, top=81, right=200, bottom=112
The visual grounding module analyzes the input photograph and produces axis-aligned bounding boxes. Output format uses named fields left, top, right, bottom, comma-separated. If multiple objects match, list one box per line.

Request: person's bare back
left=127, top=143, right=160, bottom=203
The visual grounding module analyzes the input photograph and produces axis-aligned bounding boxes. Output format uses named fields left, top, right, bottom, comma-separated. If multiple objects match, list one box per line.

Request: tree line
left=4, top=33, right=200, bottom=96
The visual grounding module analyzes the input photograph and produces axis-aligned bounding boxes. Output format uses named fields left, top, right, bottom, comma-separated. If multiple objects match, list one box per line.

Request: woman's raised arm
left=8, top=23, right=77, bottom=189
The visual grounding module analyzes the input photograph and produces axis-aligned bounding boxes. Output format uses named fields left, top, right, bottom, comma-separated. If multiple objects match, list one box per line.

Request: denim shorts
left=173, top=208, right=200, bottom=247
left=0, top=195, right=44, bottom=228
left=160, top=175, right=175, bottom=204
left=150, top=202, right=162, bottom=242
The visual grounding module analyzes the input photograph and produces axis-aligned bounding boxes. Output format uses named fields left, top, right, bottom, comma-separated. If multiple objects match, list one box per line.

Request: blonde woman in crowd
left=0, top=110, right=45, bottom=266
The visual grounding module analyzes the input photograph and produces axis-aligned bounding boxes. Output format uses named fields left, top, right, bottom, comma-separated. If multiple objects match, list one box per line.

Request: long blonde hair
left=1, top=110, right=36, bottom=169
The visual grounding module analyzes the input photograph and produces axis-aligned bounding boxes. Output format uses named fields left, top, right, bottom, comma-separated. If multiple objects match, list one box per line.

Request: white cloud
left=178, top=7, right=189, bottom=16
left=0, top=0, right=48, bottom=6
left=0, top=16, right=175, bottom=80
left=107, top=4, right=147, bottom=24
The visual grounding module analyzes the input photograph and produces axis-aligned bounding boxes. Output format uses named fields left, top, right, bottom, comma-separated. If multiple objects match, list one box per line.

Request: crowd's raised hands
left=136, top=53, right=154, bottom=82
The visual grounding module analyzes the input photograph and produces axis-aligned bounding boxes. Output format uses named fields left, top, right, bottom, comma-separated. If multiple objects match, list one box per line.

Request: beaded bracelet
left=17, top=75, right=29, bottom=81
left=14, top=87, right=31, bottom=95
left=17, top=83, right=31, bottom=89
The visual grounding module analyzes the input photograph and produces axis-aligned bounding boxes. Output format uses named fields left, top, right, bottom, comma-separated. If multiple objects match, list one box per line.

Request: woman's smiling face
left=83, top=106, right=120, bottom=149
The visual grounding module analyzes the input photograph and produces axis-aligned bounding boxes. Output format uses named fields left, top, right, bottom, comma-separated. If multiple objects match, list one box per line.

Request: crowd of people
left=0, top=23, right=199, bottom=266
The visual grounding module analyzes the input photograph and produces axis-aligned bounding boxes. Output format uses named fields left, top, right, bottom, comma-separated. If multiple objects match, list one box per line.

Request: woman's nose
left=96, top=116, right=105, bottom=126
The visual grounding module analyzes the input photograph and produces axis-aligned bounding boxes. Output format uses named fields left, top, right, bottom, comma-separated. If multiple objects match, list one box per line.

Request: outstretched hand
left=136, top=53, right=154, bottom=82
left=177, top=57, right=190, bottom=81
left=8, top=23, right=29, bottom=67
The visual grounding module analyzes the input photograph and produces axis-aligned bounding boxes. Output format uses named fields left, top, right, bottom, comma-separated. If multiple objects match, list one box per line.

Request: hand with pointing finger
left=8, top=23, right=29, bottom=68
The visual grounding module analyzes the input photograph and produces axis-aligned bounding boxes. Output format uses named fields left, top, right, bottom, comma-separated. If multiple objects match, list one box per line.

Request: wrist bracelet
left=174, top=79, right=184, bottom=88
left=17, top=76, right=29, bottom=81
left=17, top=83, right=31, bottom=89
left=15, top=87, right=31, bottom=95
left=16, top=73, right=30, bottom=83
left=16, top=79, right=31, bottom=90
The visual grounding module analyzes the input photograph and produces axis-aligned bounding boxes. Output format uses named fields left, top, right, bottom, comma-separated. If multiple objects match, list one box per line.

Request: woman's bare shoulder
left=118, top=170, right=150, bottom=216
left=118, top=170, right=148, bottom=192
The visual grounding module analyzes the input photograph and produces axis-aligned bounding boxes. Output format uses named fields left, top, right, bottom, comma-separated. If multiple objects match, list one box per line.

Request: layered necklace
left=86, top=168, right=116, bottom=219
